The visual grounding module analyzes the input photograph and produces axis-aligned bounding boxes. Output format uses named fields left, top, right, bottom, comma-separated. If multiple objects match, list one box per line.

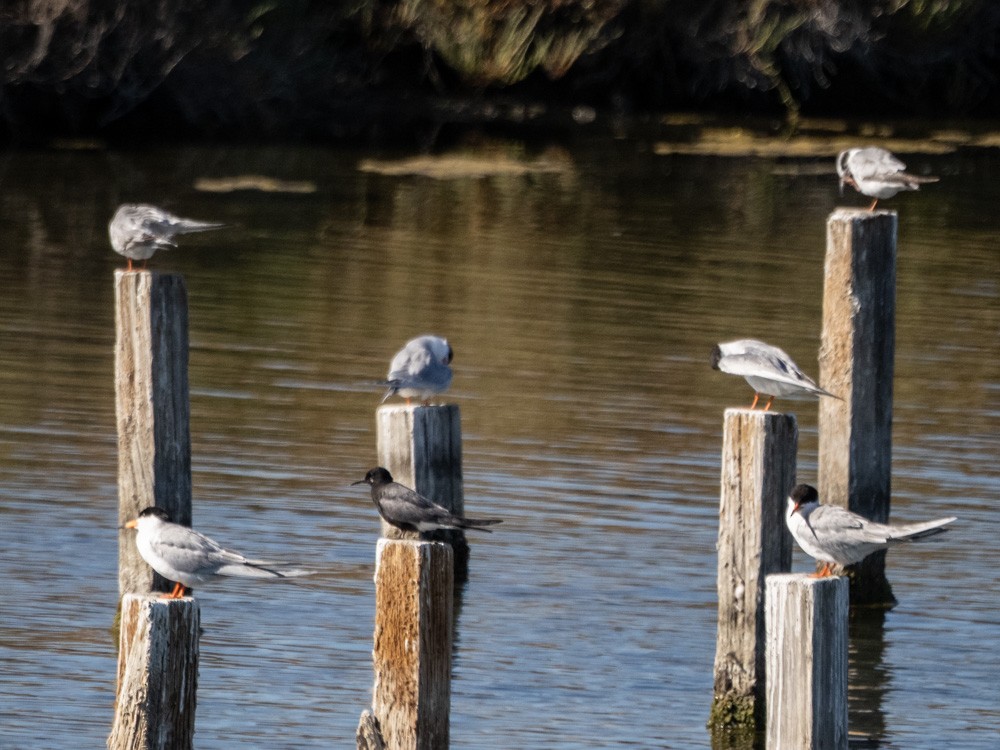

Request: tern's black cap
left=353, top=467, right=393, bottom=487
left=137, top=506, right=171, bottom=522
left=789, top=484, right=819, bottom=505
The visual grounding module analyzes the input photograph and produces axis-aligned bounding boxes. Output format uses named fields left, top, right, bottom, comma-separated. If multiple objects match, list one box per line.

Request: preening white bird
left=836, top=147, right=938, bottom=210
left=109, top=203, right=223, bottom=270
left=381, top=335, right=453, bottom=405
left=710, top=338, right=839, bottom=411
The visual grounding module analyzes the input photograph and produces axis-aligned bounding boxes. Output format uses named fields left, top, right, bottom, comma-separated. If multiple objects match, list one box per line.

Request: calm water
left=0, top=137, right=997, bottom=749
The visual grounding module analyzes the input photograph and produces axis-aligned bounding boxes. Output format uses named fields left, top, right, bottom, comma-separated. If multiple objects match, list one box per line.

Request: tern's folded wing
left=850, top=148, right=907, bottom=180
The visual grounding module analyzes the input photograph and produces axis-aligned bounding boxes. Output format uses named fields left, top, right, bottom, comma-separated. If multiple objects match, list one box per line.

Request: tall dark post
left=114, top=271, right=193, bottom=597
left=819, top=209, right=896, bottom=605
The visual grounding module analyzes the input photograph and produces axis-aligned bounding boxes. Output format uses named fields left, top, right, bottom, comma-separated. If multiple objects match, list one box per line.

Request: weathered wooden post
left=359, top=539, right=454, bottom=750
left=115, top=270, right=193, bottom=596
left=108, top=594, right=200, bottom=750
left=376, top=404, right=468, bottom=575
left=710, top=408, right=796, bottom=744
left=818, top=209, right=896, bottom=605
left=765, top=574, right=848, bottom=750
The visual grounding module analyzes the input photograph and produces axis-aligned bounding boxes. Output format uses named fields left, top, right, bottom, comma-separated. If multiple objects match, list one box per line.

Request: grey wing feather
left=389, top=344, right=433, bottom=379
left=812, top=506, right=955, bottom=545
left=150, top=525, right=292, bottom=578
left=146, top=525, right=237, bottom=573
left=382, top=345, right=432, bottom=401
left=851, top=148, right=907, bottom=179
left=375, top=483, right=495, bottom=530
left=379, top=497, right=454, bottom=528
left=377, top=483, right=443, bottom=523
left=720, top=347, right=818, bottom=390
left=808, top=505, right=880, bottom=541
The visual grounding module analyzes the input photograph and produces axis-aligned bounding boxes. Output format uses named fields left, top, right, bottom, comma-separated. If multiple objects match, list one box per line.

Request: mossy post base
left=708, top=693, right=757, bottom=748
left=711, top=409, right=796, bottom=741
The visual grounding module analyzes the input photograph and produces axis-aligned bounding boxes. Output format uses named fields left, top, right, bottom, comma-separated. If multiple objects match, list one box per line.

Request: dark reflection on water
left=0, top=140, right=998, bottom=749
left=849, top=609, right=889, bottom=747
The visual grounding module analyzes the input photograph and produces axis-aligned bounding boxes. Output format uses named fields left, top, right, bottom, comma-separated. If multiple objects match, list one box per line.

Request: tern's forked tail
left=886, top=516, right=956, bottom=543
left=458, top=517, right=503, bottom=532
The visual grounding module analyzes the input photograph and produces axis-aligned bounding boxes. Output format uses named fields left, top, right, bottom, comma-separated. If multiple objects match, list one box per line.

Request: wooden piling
left=108, top=594, right=200, bottom=750
left=368, top=539, right=453, bottom=750
left=765, top=574, right=848, bottom=750
left=115, top=271, right=193, bottom=596
left=376, top=404, right=468, bottom=574
left=710, top=408, right=796, bottom=743
left=818, top=209, right=896, bottom=605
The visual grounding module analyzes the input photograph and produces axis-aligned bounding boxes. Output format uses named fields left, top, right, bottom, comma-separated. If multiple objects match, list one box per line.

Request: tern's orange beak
left=124, top=519, right=138, bottom=529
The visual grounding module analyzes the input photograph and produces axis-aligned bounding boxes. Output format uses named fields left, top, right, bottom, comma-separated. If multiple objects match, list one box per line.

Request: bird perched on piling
left=123, top=507, right=310, bottom=599
left=710, top=338, right=839, bottom=411
left=352, top=467, right=502, bottom=536
left=785, top=484, right=956, bottom=578
left=381, top=335, right=453, bottom=405
left=109, top=203, right=224, bottom=271
left=836, top=147, right=938, bottom=210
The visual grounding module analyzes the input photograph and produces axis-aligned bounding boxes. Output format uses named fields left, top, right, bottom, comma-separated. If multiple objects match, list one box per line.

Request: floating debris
left=358, top=150, right=572, bottom=179
left=194, top=175, right=317, bottom=193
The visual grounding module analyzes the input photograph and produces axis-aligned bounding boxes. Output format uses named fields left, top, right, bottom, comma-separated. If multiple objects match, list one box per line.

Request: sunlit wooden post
left=376, top=404, right=468, bottom=576
left=765, top=574, right=848, bottom=750
left=108, top=594, right=200, bottom=750
left=115, top=270, right=193, bottom=596
left=819, top=209, right=896, bottom=605
left=710, top=409, right=796, bottom=742
left=363, top=539, right=453, bottom=750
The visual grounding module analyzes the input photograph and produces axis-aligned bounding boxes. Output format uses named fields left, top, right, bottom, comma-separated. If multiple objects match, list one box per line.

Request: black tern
left=381, top=335, right=453, bottom=405
left=352, top=467, right=501, bottom=535
left=124, top=507, right=310, bottom=598
left=786, top=484, right=956, bottom=577
left=836, top=147, right=938, bottom=210
left=109, top=203, right=224, bottom=270
left=710, top=338, right=840, bottom=411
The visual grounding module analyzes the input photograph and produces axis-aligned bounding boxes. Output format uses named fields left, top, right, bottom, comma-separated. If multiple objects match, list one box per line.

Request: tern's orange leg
left=159, top=581, right=188, bottom=599
left=750, top=393, right=761, bottom=410
left=868, top=198, right=878, bottom=211
left=127, top=258, right=133, bottom=271
left=809, top=562, right=834, bottom=578
left=763, top=396, right=775, bottom=412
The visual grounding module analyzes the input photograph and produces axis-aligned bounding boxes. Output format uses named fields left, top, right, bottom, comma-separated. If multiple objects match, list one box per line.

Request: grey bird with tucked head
left=836, top=147, right=938, bottom=211
left=381, top=335, right=453, bottom=405
left=710, top=338, right=840, bottom=411
left=352, top=467, right=501, bottom=536
left=109, top=203, right=224, bottom=270
left=785, top=484, right=956, bottom=578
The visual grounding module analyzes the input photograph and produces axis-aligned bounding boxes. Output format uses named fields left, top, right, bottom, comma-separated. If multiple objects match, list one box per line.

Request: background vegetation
left=1, top=0, right=997, bottom=140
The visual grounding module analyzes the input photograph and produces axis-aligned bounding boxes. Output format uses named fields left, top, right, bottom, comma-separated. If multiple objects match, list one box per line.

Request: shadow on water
left=848, top=608, right=889, bottom=749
